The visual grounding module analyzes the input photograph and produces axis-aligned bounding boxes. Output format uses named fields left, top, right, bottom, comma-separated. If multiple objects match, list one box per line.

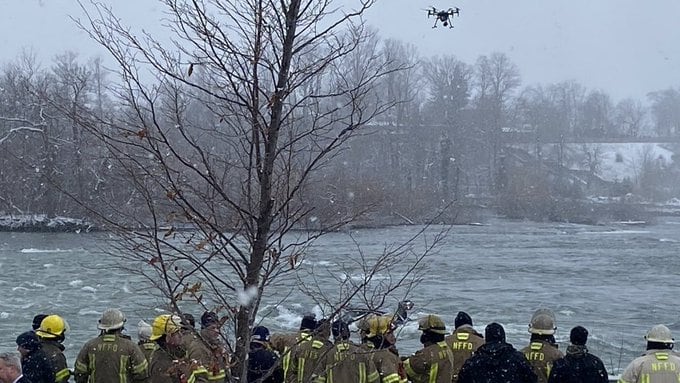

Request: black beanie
left=32, top=314, right=48, bottom=331
left=16, top=331, right=41, bottom=351
left=200, top=311, right=219, bottom=329
left=300, top=314, right=318, bottom=331
left=485, top=322, right=506, bottom=343
left=570, top=326, right=588, bottom=346
left=455, top=311, right=473, bottom=328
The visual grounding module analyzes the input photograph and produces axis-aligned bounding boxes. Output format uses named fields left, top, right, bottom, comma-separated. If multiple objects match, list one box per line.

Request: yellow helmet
left=418, top=314, right=447, bottom=334
left=367, top=315, right=394, bottom=338
left=36, top=315, right=67, bottom=339
left=149, top=314, right=181, bottom=341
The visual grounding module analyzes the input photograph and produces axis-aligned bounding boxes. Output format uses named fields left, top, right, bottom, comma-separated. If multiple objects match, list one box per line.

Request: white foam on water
left=43, top=264, right=54, bottom=268
left=659, top=238, right=677, bottom=242
left=28, top=282, right=46, bottom=289
left=122, top=281, right=131, bottom=293
left=78, top=309, right=101, bottom=316
left=579, top=230, right=651, bottom=235
left=20, top=248, right=73, bottom=253
left=69, top=280, right=83, bottom=287
left=0, top=312, right=9, bottom=319
left=11, top=286, right=29, bottom=292
left=81, top=286, right=97, bottom=293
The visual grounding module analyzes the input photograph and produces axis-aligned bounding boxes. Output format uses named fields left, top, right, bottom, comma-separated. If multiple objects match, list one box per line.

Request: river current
left=1, top=217, right=679, bottom=376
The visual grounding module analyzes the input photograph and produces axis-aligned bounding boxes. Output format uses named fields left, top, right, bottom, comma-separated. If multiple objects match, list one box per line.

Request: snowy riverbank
left=0, top=215, right=95, bottom=232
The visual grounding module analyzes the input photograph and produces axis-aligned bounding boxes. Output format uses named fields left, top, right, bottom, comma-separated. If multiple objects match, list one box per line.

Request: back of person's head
left=570, top=326, right=588, bottom=346
left=251, top=326, right=271, bottom=346
left=331, top=320, right=350, bottom=340
left=645, top=324, right=674, bottom=350
left=300, top=313, right=318, bottom=332
left=455, top=311, right=473, bottom=329
left=200, top=311, right=219, bottom=329
left=182, top=313, right=196, bottom=330
left=32, top=314, right=48, bottom=331
left=485, top=322, right=506, bottom=344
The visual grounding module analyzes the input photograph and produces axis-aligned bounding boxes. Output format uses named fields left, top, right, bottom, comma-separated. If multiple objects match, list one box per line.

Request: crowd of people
left=4, top=307, right=680, bottom=383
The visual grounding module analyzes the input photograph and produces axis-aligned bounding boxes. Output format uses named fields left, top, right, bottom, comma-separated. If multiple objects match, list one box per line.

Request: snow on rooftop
left=566, top=143, right=674, bottom=183
left=515, top=142, right=676, bottom=183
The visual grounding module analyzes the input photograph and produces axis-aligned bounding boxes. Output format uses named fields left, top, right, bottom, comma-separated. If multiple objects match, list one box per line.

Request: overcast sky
left=2, top=0, right=679, bottom=102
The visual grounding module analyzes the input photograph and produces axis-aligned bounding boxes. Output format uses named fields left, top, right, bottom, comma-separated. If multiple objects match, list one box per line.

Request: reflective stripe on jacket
left=522, top=340, right=563, bottom=383
left=317, top=341, right=379, bottom=383
left=74, top=333, right=148, bottom=383
left=404, top=341, right=454, bottom=383
left=618, top=350, right=680, bottom=383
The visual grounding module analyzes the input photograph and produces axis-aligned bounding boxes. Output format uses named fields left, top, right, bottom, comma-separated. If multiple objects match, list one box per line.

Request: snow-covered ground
left=0, top=214, right=94, bottom=232
left=515, top=142, right=676, bottom=183
left=564, top=142, right=674, bottom=183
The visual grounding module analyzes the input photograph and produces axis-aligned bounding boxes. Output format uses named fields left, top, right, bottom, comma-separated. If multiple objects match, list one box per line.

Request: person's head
left=418, top=314, right=447, bottom=345
left=528, top=308, right=556, bottom=336
left=97, top=308, right=126, bottom=333
left=0, top=352, right=22, bottom=383
left=485, top=322, right=506, bottom=344
left=570, top=326, right=588, bottom=346
left=16, top=331, right=41, bottom=357
left=137, top=320, right=153, bottom=343
left=35, top=314, right=68, bottom=342
left=645, top=324, right=674, bottom=350
left=182, top=313, right=196, bottom=330
left=200, top=311, right=220, bottom=330
left=31, top=314, right=48, bottom=331
left=454, top=311, right=473, bottom=329
left=149, top=314, right=183, bottom=347
left=300, top=313, right=318, bottom=333
left=315, top=319, right=331, bottom=341
left=331, top=320, right=350, bottom=341
left=366, top=315, right=396, bottom=348
left=251, top=326, right=271, bottom=349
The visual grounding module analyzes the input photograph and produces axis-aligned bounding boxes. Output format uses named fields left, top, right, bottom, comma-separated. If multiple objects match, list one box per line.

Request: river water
left=1, top=217, right=679, bottom=377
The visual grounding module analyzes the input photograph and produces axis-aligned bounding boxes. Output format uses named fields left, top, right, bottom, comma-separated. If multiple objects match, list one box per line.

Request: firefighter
left=317, top=320, right=379, bottom=383
left=521, top=309, right=563, bottom=383
left=287, top=317, right=330, bottom=383
left=618, top=324, right=680, bottom=383
left=148, top=314, right=209, bottom=383
left=445, top=311, right=484, bottom=383
left=74, top=308, right=149, bottom=383
left=35, top=314, right=71, bottom=383
left=274, top=313, right=318, bottom=382
left=364, top=315, right=406, bottom=383
left=138, top=319, right=157, bottom=361
left=403, top=314, right=454, bottom=383
left=184, top=311, right=229, bottom=383
left=248, top=326, right=283, bottom=383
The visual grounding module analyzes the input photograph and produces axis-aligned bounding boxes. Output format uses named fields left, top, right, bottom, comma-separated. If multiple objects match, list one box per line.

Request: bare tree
left=472, top=52, right=521, bottom=192
left=614, top=98, right=647, bottom=138
left=73, top=0, right=433, bottom=380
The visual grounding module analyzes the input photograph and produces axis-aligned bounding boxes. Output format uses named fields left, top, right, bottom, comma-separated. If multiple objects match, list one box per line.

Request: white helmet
left=137, top=320, right=153, bottom=341
left=528, top=308, right=556, bottom=335
left=98, top=308, right=126, bottom=331
left=645, top=324, right=674, bottom=343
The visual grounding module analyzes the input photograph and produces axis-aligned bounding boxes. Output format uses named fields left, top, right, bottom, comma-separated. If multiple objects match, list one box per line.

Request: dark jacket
left=547, top=345, right=609, bottom=383
left=22, top=348, right=56, bottom=383
left=248, top=343, right=283, bottom=383
left=458, top=341, right=537, bottom=383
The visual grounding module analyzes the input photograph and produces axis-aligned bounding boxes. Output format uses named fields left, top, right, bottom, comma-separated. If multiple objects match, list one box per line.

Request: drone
left=426, top=6, right=460, bottom=28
